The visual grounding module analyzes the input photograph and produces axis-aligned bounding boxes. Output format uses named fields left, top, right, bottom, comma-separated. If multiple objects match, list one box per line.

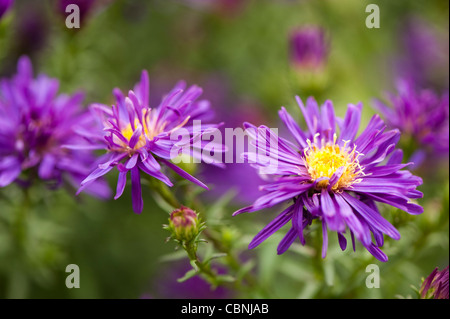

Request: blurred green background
left=0, top=0, right=448, bottom=299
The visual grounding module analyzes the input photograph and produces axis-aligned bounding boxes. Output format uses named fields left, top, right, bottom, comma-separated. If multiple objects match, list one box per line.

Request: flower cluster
left=0, top=56, right=110, bottom=198
left=234, top=96, right=423, bottom=262
left=0, top=56, right=428, bottom=265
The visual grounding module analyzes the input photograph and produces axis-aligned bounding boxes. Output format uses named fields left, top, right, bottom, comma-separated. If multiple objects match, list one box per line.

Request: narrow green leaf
left=177, top=269, right=198, bottom=283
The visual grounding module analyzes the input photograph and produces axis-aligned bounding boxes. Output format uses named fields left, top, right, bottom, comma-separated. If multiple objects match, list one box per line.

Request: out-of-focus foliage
left=0, top=0, right=448, bottom=298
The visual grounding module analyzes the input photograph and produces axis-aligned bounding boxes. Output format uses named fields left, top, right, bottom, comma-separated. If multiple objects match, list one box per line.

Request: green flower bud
left=166, top=206, right=201, bottom=243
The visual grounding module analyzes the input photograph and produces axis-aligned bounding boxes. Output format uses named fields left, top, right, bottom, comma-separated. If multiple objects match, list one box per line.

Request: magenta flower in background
left=373, top=79, right=449, bottom=169
left=289, top=26, right=329, bottom=70
left=420, top=266, right=449, bottom=299
left=0, top=56, right=110, bottom=198
left=200, top=103, right=266, bottom=206
left=194, top=74, right=266, bottom=206
left=234, top=96, right=423, bottom=262
left=73, top=70, right=224, bottom=213
left=0, top=0, right=13, bottom=20
left=397, top=17, right=449, bottom=90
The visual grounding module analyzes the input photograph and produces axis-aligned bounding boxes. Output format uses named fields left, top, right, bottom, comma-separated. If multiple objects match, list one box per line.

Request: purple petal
left=115, top=171, right=127, bottom=200
left=248, top=205, right=294, bottom=249
left=291, top=199, right=306, bottom=245
left=339, top=103, right=362, bottom=144
left=320, top=189, right=345, bottom=232
left=138, top=157, right=173, bottom=187
left=98, top=153, right=127, bottom=169
left=338, top=233, right=347, bottom=251
left=320, top=100, right=336, bottom=140
left=0, top=159, right=21, bottom=187
left=128, top=125, right=143, bottom=149
left=80, top=166, right=113, bottom=187
left=365, top=243, right=388, bottom=262
left=38, top=154, right=56, bottom=179
left=232, top=205, right=255, bottom=216
left=296, top=95, right=320, bottom=135
left=159, top=158, right=208, bottom=189
left=278, top=107, right=308, bottom=148
left=125, top=153, right=139, bottom=170
left=341, top=192, right=400, bottom=240
left=277, top=227, right=298, bottom=255
left=334, top=193, right=372, bottom=245
left=131, top=166, right=143, bottom=214
left=386, top=149, right=404, bottom=165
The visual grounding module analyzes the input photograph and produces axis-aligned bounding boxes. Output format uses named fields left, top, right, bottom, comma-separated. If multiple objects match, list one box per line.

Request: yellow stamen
left=303, top=134, right=364, bottom=191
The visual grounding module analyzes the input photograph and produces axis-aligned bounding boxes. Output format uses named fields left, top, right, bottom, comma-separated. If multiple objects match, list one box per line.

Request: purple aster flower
left=0, top=0, right=13, bottom=20
left=420, top=266, right=449, bottom=299
left=233, top=96, right=423, bottom=262
left=373, top=79, right=449, bottom=169
left=0, top=56, right=110, bottom=198
left=74, top=70, right=223, bottom=214
left=289, top=26, right=329, bottom=71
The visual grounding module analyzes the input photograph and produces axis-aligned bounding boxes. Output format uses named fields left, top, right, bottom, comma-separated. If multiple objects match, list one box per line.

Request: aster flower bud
left=289, top=26, right=328, bottom=71
left=165, top=206, right=203, bottom=243
left=288, top=26, right=329, bottom=95
left=419, top=266, right=449, bottom=299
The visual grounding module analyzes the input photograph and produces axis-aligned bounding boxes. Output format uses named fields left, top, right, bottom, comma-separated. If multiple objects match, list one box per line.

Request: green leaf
left=177, top=269, right=198, bottom=283
left=236, top=260, right=255, bottom=282
left=204, top=253, right=228, bottom=265
left=207, top=189, right=238, bottom=220
left=216, top=274, right=236, bottom=283
left=190, top=259, right=199, bottom=272
left=158, top=250, right=189, bottom=263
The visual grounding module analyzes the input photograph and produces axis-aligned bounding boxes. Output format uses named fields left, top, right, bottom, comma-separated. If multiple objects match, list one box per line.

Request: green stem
left=147, top=177, right=180, bottom=209
left=202, top=229, right=273, bottom=298
left=13, top=188, right=30, bottom=249
left=183, top=240, right=221, bottom=287
left=7, top=187, right=31, bottom=299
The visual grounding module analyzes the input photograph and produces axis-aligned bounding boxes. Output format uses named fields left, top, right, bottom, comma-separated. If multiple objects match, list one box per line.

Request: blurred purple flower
left=289, top=26, right=329, bottom=70
left=201, top=103, right=266, bottom=205
left=420, top=266, right=449, bottom=299
left=234, top=96, right=423, bottom=262
left=13, top=5, right=49, bottom=57
left=0, top=0, right=13, bottom=20
left=73, top=70, right=224, bottom=214
left=397, top=17, right=449, bottom=90
left=373, top=79, right=449, bottom=169
left=0, top=56, right=110, bottom=198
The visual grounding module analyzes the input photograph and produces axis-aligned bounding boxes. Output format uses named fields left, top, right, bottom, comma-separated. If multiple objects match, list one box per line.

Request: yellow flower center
left=118, top=109, right=191, bottom=151
left=121, top=121, right=147, bottom=150
left=303, top=134, right=364, bottom=191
